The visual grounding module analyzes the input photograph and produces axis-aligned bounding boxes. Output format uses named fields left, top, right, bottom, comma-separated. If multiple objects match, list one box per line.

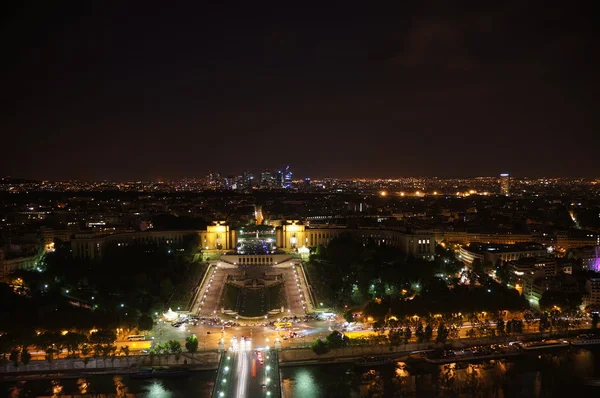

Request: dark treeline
left=305, top=233, right=462, bottom=308
left=1, top=237, right=205, bottom=335
left=306, top=233, right=528, bottom=320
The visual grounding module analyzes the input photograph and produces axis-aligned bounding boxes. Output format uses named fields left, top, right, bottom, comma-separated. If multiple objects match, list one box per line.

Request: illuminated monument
left=254, top=204, right=264, bottom=225
left=500, top=173, right=510, bottom=196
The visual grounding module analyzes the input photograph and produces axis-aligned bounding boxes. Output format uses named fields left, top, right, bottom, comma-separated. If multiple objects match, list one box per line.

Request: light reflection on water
left=142, top=379, right=174, bottom=398
left=280, top=348, right=600, bottom=397
left=2, top=349, right=600, bottom=397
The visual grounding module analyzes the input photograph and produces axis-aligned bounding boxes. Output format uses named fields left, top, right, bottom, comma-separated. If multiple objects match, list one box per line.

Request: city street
left=212, top=341, right=279, bottom=398
left=144, top=318, right=338, bottom=351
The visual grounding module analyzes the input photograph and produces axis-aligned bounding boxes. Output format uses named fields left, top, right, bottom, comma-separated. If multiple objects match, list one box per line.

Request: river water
left=4, top=347, right=600, bottom=397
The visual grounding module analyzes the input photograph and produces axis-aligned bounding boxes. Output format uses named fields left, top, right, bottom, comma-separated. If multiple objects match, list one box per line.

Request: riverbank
left=0, top=351, right=219, bottom=381
left=3, top=331, right=599, bottom=382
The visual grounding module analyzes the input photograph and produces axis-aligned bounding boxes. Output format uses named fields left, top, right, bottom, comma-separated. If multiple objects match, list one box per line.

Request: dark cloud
left=0, top=2, right=598, bottom=180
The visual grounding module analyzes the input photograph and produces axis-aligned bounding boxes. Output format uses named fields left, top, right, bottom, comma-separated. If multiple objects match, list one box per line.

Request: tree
left=21, top=348, right=31, bottom=370
left=466, top=328, right=477, bottom=339
left=539, top=312, right=551, bottom=332
left=506, top=320, right=513, bottom=335
left=471, top=259, right=483, bottom=274
left=415, top=324, right=425, bottom=343
left=160, top=278, right=175, bottom=302
left=109, top=345, right=118, bottom=366
left=185, top=335, right=199, bottom=358
left=403, top=327, right=412, bottom=344
left=496, top=264, right=510, bottom=285
left=62, top=332, right=87, bottom=358
left=80, top=344, right=91, bottom=368
left=311, top=339, right=330, bottom=355
left=138, top=314, right=154, bottom=332
left=436, top=324, right=449, bottom=344
left=424, top=324, right=433, bottom=342
left=167, top=340, right=182, bottom=362
left=9, top=348, right=19, bottom=368
left=592, top=312, right=599, bottom=330
left=496, top=318, right=505, bottom=336
left=36, top=332, right=60, bottom=365
left=325, top=331, right=348, bottom=349
left=89, top=329, right=116, bottom=345
left=101, top=345, right=115, bottom=368
left=92, top=344, right=102, bottom=362
left=524, top=312, right=535, bottom=331
left=120, top=346, right=130, bottom=363
left=512, top=319, right=523, bottom=334
left=0, top=334, right=13, bottom=372
left=343, top=311, right=354, bottom=323
left=388, top=329, right=403, bottom=347
left=372, top=320, right=385, bottom=335
left=539, top=291, right=583, bottom=312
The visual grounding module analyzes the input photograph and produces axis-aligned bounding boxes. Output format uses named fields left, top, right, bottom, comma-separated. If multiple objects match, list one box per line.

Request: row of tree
left=311, top=324, right=453, bottom=355
left=1, top=331, right=202, bottom=370
left=0, top=329, right=118, bottom=370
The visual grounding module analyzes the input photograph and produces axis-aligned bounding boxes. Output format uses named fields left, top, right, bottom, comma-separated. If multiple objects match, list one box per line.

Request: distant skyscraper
left=500, top=173, right=510, bottom=196
left=275, top=169, right=284, bottom=187
left=284, top=165, right=292, bottom=188
left=242, top=171, right=254, bottom=190
left=260, top=170, right=276, bottom=188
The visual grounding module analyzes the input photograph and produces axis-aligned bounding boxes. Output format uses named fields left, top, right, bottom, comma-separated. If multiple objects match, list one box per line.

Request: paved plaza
left=192, top=259, right=312, bottom=319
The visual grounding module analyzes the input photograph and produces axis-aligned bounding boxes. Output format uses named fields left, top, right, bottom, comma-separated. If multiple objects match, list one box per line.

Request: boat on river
left=571, top=335, right=600, bottom=348
left=520, top=340, right=569, bottom=351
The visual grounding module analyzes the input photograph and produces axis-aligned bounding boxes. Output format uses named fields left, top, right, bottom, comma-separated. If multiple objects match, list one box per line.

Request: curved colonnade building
left=71, top=220, right=436, bottom=260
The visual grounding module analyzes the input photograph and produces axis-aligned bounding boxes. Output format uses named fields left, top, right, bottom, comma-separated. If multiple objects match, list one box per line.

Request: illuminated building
left=284, top=166, right=292, bottom=188
left=458, top=243, right=547, bottom=265
left=275, top=221, right=435, bottom=259
left=260, top=170, right=277, bottom=188
left=71, top=222, right=236, bottom=260
left=583, top=278, right=600, bottom=308
left=500, top=173, right=510, bottom=196
left=0, top=247, right=44, bottom=280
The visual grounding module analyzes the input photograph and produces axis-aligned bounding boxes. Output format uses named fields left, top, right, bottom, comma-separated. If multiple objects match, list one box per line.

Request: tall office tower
left=260, top=170, right=276, bottom=188
left=275, top=169, right=284, bottom=187
left=242, top=171, right=254, bottom=189
left=284, top=165, right=292, bottom=188
left=500, top=173, right=510, bottom=196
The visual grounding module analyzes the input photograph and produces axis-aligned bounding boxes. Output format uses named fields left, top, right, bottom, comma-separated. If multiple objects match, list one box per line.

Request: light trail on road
left=235, top=351, right=249, bottom=398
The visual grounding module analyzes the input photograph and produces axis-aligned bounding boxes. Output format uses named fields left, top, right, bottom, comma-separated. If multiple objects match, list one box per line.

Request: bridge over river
left=212, top=343, right=281, bottom=398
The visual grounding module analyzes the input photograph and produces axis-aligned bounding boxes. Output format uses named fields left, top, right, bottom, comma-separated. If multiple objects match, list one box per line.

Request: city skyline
left=2, top=2, right=599, bottom=180
left=2, top=172, right=600, bottom=184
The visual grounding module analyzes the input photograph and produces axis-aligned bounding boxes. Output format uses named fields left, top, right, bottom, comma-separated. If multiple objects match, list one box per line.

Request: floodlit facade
left=500, top=173, right=510, bottom=196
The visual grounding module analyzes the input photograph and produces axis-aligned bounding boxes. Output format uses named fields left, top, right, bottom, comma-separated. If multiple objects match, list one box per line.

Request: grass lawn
left=268, top=284, right=285, bottom=311
left=238, top=288, right=267, bottom=317
left=222, top=284, right=240, bottom=310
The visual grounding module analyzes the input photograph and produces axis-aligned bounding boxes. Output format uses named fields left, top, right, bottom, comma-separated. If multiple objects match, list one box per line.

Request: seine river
left=4, top=348, right=600, bottom=397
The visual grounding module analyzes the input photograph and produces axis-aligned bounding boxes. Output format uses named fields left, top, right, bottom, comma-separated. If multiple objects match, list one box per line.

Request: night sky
left=2, top=2, right=599, bottom=180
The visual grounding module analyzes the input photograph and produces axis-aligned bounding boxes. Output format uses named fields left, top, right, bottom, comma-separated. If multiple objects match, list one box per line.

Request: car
left=206, top=331, right=211, bottom=335
left=261, top=384, right=267, bottom=389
